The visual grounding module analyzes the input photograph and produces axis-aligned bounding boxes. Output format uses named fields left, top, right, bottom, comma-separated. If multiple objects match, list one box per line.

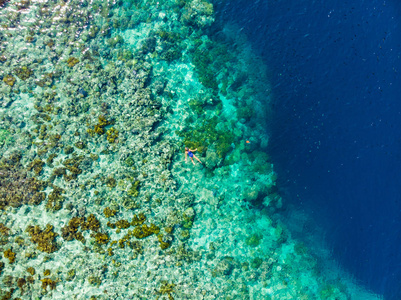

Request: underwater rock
left=78, top=87, right=88, bottom=97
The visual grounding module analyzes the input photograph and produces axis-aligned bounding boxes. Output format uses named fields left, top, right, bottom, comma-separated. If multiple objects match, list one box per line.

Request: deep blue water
left=214, top=0, right=401, bottom=299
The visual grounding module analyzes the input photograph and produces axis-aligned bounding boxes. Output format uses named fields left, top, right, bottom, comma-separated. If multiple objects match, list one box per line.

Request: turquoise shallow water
left=0, top=0, right=382, bottom=299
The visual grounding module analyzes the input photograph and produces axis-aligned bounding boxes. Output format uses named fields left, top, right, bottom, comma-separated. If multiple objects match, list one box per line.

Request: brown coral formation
left=27, top=158, right=44, bottom=175
left=40, top=278, right=57, bottom=290
left=103, top=207, right=117, bottom=218
left=66, top=57, right=79, bottom=67
left=81, top=214, right=100, bottom=231
left=0, top=156, right=47, bottom=210
left=61, top=156, right=85, bottom=181
left=14, top=66, right=33, bottom=80
left=26, top=224, right=58, bottom=253
left=131, top=213, right=146, bottom=226
left=3, top=249, right=16, bottom=263
left=61, top=217, right=85, bottom=243
left=26, top=267, right=35, bottom=275
left=0, top=223, right=10, bottom=236
left=3, top=74, right=15, bottom=86
left=132, top=223, right=160, bottom=239
left=92, top=232, right=109, bottom=245
left=88, top=115, right=115, bottom=136
left=61, top=214, right=102, bottom=244
left=46, top=186, right=64, bottom=211
left=16, top=277, right=26, bottom=295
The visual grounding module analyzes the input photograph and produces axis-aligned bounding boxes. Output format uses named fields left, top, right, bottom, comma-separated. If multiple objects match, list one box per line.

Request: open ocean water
left=214, top=0, right=401, bottom=299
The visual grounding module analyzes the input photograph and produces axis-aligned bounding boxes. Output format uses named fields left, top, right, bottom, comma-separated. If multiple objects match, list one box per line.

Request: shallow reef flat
left=0, top=0, right=352, bottom=299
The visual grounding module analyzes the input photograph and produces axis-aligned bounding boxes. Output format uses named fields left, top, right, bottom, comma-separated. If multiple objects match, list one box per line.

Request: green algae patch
left=0, top=128, right=13, bottom=146
left=127, top=180, right=141, bottom=197
left=320, top=284, right=348, bottom=300
left=245, top=233, right=262, bottom=248
left=250, top=257, right=263, bottom=269
left=191, top=40, right=233, bottom=92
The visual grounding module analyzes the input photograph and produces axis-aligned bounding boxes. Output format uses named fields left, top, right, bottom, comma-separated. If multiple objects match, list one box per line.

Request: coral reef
left=103, top=207, right=117, bottom=218
left=2, top=75, right=15, bottom=86
left=14, top=66, right=33, bottom=80
left=26, top=267, right=35, bottom=275
left=26, top=224, right=58, bottom=253
left=92, top=232, right=110, bottom=245
left=132, top=223, right=160, bottom=239
left=17, top=277, right=26, bottom=295
left=158, top=281, right=175, bottom=299
left=46, top=186, right=64, bottom=211
left=40, top=278, right=57, bottom=290
left=127, top=180, right=141, bottom=197
left=131, top=213, right=146, bottom=226
left=0, top=0, right=360, bottom=298
left=177, top=116, right=236, bottom=159
left=61, top=214, right=102, bottom=244
left=89, top=115, right=115, bottom=136
left=0, top=223, right=10, bottom=236
left=106, top=127, right=119, bottom=143
left=245, top=233, right=263, bottom=248
left=0, top=157, right=47, bottom=209
left=3, top=249, right=16, bottom=263
left=67, top=57, right=79, bottom=67
left=27, top=158, right=45, bottom=175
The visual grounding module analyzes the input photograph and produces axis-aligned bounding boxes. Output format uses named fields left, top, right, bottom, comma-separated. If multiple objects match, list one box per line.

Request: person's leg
left=193, top=155, right=202, bottom=164
left=191, top=157, right=195, bottom=165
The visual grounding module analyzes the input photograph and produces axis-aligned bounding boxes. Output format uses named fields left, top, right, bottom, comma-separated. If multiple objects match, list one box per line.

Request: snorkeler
left=185, top=147, right=202, bottom=165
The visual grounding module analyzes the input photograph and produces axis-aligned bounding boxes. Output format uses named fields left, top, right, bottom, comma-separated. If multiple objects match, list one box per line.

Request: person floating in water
left=185, top=147, right=202, bottom=165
